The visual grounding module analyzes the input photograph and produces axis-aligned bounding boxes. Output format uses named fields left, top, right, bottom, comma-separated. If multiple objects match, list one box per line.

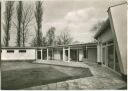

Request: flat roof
left=1, top=42, right=97, bottom=49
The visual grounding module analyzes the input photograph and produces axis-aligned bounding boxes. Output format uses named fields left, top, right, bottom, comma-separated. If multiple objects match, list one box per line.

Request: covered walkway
left=36, top=43, right=97, bottom=62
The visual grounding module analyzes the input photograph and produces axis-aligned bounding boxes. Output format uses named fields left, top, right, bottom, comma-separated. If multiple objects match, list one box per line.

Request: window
left=108, top=45, right=114, bottom=69
left=7, top=50, right=14, bottom=53
left=19, top=50, right=26, bottom=53
left=115, top=50, right=121, bottom=73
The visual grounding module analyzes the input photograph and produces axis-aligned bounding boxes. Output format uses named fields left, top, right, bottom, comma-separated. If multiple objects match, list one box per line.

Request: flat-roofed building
left=1, top=42, right=97, bottom=63
left=94, top=2, right=127, bottom=81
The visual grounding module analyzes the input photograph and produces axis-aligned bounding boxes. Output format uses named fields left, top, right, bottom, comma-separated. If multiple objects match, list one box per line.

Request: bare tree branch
left=3, top=1, right=14, bottom=47
left=31, top=1, right=43, bottom=47
left=21, top=4, right=34, bottom=47
left=56, top=31, right=73, bottom=45
left=46, top=27, right=55, bottom=46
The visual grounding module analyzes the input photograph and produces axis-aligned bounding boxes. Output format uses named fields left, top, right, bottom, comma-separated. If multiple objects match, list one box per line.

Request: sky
left=1, top=0, right=125, bottom=46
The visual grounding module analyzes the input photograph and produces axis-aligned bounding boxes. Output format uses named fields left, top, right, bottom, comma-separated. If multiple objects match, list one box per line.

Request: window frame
left=7, top=50, right=14, bottom=53
left=19, top=50, right=26, bottom=53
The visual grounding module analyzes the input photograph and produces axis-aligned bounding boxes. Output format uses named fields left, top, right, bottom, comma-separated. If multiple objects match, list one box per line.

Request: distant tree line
left=2, top=1, right=73, bottom=47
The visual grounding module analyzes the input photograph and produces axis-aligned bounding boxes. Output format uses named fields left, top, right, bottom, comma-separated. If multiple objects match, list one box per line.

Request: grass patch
left=2, top=63, right=93, bottom=90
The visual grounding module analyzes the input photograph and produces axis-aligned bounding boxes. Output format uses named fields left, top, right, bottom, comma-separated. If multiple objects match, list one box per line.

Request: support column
left=63, top=47, right=65, bottom=61
left=47, top=48, right=49, bottom=60
left=77, top=48, right=79, bottom=62
left=113, top=44, right=116, bottom=70
left=100, top=44, right=102, bottom=64
left=86, top=46, right=88, bottom=59
left=97, top=43, right=102, bottom=65
left=52, top=48, right=54, bottom=60
left=68, top=47, right=70, bottom=62
left=41, top=49, right=43, bottom=60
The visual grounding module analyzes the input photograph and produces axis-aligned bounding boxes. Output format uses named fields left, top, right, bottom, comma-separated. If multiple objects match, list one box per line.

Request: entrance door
left=42, top=49, right=47, bottom=60
left=65, top=50, right=68, bottom=61
left=37, top=50, right=41, bottom=60
left=70, top=49, right=77, bottom=62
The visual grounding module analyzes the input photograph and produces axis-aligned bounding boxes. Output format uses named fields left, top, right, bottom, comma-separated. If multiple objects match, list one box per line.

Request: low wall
left=1, top=49, right=36, bottom=61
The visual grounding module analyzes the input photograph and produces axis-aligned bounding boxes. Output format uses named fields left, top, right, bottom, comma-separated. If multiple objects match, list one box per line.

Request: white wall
left=1, top=49, right=36, bottom=61
left=108, top=3, right=127, bottom=75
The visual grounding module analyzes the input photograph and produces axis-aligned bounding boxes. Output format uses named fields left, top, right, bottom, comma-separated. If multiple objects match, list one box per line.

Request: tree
left=21, top=4, right=34, bottom=47
left=31, top=34, right=47, bottom=47
left=3, top=1, right=14, bottom=47
left=46, top=27, right=55, bottom=46
left=42, top=36, right=47, bottom=46
left=16, top=1, right=23, bottom=47
left=56, top=31, right=73, bottom=45
left=34, top=1, right=43, bottom=47
left=30, top=35, right=37, bottom=47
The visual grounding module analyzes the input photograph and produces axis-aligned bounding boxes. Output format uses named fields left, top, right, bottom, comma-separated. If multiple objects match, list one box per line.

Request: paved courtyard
left=26, top=61, right=127, bottom=90
left=1, top=61, right=127, bottom=90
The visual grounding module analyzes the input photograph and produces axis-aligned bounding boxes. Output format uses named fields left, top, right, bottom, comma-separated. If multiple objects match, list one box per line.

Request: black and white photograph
left=0, top=0, right=127, bottom=90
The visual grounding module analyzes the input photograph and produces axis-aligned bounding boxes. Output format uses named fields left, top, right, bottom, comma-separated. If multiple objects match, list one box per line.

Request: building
left=1, top=42, right=97, bottom=63
left=1, top=1, right=126, bottom=81
left=94, top=2, right=127, bottom=81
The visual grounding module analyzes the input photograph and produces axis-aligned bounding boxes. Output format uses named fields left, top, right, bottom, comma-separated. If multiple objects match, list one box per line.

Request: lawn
left=1, top=62, right=93, bottom=90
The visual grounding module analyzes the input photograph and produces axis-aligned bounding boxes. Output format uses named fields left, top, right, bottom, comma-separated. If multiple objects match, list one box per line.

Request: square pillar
left=41, top=49, right=43, bottom=60
left=52, top=48, right=54, bottom=60
left=97, top=43, right=102, bottom=64
left=63, top=47, right=65, bottom=61
left=77, top=49, right=79, bottom=62
left=68, top=47, right=70, bottom=62
left=97, top=44, right=100, bottom=63
left=47, top=48, right=49, bottom=60
left=86, top=46, right=87, bottom=59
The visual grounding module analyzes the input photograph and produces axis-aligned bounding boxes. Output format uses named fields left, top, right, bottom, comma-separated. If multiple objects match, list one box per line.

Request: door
left=42, top=49, right=47, bottom=60
left=37, top=50, right=41, bottom=60
left=70, top=49, right=77, bottom=62
left=65, top=50, right=68, bottom=61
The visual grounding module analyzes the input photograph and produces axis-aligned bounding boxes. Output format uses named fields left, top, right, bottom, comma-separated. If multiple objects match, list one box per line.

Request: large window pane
left=115, top=50, right=121, bottom=73
left=48, top=49, right=53, bottom=60
left=108, top=45, right=114, bottom=69
left=102, top=47, right=106, bottom=65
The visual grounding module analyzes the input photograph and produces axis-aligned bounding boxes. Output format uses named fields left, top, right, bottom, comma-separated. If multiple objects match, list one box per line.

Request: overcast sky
left=1, top=0, right=125, bottom=46
left=43, top=0, right=125, bottom=42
